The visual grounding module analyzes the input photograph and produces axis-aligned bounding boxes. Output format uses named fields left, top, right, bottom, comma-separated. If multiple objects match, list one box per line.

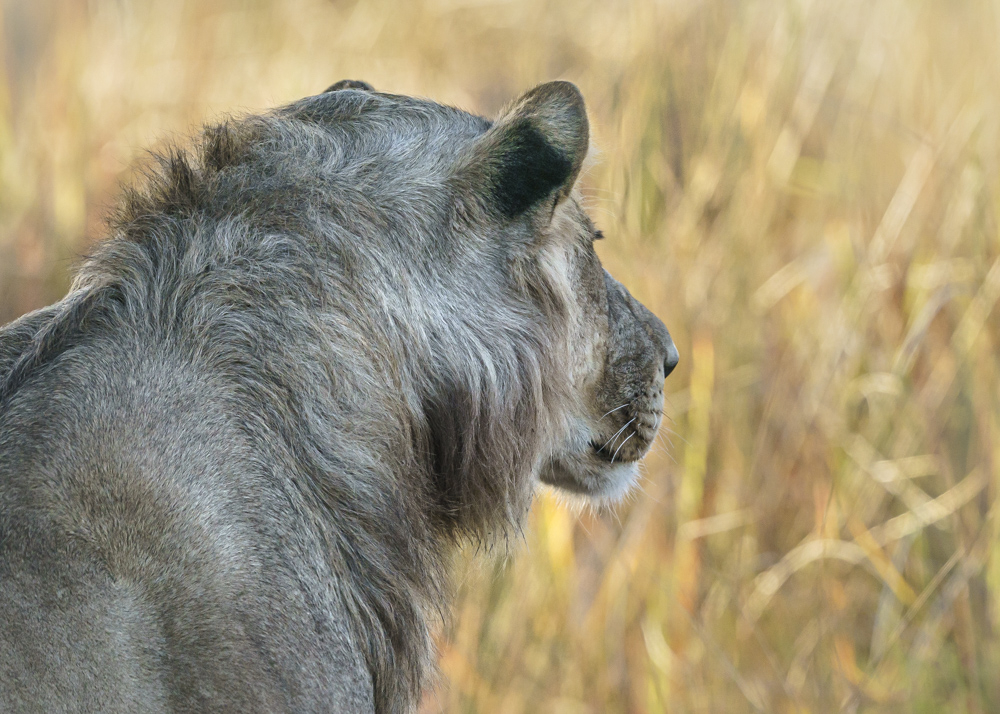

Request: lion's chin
left=538, top=452, right=640, bottom=503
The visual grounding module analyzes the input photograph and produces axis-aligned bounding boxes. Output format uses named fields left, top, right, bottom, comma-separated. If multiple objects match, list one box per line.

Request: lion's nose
left=634, top=303, right=677, bottom=380
left=664, top=340, right=679, bottom=379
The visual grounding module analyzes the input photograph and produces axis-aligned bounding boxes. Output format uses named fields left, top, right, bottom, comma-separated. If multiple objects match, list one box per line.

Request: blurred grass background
left=2, top=0, right=999, bottom=711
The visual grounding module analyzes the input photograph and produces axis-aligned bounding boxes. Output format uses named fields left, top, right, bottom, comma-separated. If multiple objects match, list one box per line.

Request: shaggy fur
left=0, top=81, right=677, bottom=712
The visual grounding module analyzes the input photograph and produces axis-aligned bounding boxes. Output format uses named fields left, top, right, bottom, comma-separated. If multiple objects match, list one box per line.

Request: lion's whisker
left=598, top=403, right=630, bottom=422
left=600, top=418, right=635, bottom=451
left=659, top=424, right=690, bottom=447
left=656, top=430, right=675, bottom=451
left=611, top=432, right=635, bottom=462
left=648, top=440, right=678, bottom=464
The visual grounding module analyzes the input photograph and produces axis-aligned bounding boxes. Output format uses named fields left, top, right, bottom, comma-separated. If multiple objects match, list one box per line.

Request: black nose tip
left=664, top=342, right=679, bottom=379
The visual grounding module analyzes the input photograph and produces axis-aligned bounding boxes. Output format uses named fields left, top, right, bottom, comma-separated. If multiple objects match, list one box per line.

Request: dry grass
left=2, top=0, right=999, bottom=711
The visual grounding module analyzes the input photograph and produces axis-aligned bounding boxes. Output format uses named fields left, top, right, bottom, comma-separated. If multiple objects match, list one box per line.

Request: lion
left=0, top=80, right=678, bottom=712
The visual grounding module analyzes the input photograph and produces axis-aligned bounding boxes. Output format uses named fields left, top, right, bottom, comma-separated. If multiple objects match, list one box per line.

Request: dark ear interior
left=461, top=81, right=589, bottom=219
left=324, top=79, right=374, bottom=93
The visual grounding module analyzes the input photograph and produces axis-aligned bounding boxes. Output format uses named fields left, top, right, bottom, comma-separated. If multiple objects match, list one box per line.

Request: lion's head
left=251, top=79, right=678, bottom=526
left=304, top=80, right=679, bottom=507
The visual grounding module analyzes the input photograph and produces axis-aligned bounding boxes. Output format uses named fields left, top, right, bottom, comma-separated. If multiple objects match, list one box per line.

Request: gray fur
left=0, top=81, right=676, bottom=712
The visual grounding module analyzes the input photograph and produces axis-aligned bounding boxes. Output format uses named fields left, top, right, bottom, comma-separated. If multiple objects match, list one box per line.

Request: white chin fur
left=538, top=453, right=640, bottom=503
left=586, top=462, right=641, bottom=503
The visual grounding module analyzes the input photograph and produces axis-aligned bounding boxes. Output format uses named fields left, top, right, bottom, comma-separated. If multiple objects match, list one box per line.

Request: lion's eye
left=593, top=230, right=605, bottom=242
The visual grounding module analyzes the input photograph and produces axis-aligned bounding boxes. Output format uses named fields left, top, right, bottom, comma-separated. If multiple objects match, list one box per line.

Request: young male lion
left=0, top=80, right=677, bottom=713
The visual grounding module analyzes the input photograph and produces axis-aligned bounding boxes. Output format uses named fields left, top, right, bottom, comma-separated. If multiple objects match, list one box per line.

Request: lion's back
left=0, top=321, right=376, bottom=713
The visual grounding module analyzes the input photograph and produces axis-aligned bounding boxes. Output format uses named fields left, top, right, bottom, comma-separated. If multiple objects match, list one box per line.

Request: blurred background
left=2, top=0, right=999, bottom=711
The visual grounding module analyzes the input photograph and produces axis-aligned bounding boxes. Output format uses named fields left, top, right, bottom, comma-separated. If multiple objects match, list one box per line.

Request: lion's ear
left=461, top=81, right=589, bottom=219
